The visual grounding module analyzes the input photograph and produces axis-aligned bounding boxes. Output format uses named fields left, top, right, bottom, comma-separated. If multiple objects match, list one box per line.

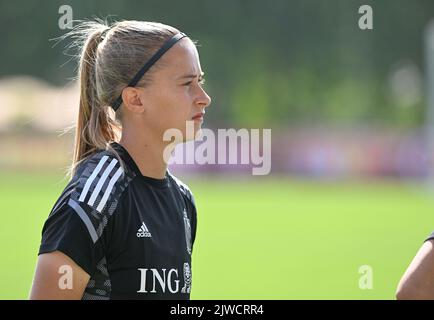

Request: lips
left=192, top=112, right=205, bottom=120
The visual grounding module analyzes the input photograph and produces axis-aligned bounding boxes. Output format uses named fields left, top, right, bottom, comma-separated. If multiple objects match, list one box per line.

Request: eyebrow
left=177, top=72, right=205, bottom=80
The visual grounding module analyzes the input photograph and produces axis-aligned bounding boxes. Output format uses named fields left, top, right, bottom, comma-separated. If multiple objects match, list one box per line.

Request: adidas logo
left=137, top=222, right=152, bottom=238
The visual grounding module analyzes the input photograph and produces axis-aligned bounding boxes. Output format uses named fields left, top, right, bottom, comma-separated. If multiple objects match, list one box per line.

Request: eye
left=182, top=78, right=206, bottom=87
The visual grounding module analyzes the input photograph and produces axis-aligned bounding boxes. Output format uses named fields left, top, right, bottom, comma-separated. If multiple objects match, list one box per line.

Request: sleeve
left=38, top=153, right=130, bottom=276
left=38, top=198, right=107, bottom=276
left=424, top=231, right=434, bottom=242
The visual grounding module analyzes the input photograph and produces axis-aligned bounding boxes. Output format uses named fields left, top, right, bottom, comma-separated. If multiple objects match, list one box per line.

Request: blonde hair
left=61, top=19, right=180, bottom=179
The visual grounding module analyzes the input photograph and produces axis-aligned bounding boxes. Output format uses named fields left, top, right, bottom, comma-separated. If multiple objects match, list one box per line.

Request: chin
left=179, top=120, right=203, bottom=142
left=193, top=127, right=203, bottom=140
left=184, top=127, right=202, bottom=142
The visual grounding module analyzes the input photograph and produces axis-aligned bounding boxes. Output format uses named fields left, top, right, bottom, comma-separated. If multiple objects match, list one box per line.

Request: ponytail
left=68, top=23, right=121, bottom=178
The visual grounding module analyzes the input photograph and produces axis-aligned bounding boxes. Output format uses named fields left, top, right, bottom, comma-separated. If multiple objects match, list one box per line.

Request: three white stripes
left=96, top=166, right=123, bottom=212
left=79, top=156, right=109, bottom=202
left=79, top=156, right=124, bottom=213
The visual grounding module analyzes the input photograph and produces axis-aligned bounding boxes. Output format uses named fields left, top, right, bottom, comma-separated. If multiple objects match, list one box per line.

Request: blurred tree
left=1, top=0, right=433, bottom=127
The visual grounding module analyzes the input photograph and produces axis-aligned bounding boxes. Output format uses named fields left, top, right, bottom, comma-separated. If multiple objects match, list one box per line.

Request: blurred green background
left=1, top=0, right=434, bottom=299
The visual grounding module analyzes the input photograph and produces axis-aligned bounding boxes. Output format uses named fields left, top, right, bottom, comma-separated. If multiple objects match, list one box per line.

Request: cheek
left=165, top=89, right=193, bottom=117
left=155, top=90, right=192, bottom=133
left=172, top=87, right=193, bottom=106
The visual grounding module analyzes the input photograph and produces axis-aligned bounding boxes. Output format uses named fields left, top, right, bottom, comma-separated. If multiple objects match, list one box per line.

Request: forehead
left=159, top=38, right=202, bottom=76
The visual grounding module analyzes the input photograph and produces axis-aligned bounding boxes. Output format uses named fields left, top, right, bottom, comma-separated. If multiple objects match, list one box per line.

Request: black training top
left=38, top=142, right=197, bottom=300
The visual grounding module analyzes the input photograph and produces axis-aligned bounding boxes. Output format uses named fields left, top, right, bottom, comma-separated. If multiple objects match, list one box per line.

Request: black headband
left=110, top=32, right=187, bottom=111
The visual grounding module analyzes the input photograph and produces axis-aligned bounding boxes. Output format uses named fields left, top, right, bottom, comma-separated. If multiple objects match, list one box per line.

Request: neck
left=119, top=124, right=175, bottom=180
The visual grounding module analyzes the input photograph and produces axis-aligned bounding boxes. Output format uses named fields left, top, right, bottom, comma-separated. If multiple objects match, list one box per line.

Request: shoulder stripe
left=52, top=179, right=79, bottom=213
left=79, top=155, right=109, bottom=202
left=52, top=188, right=75, bottom=214
left=68, top=198, right=98, bottom=243
left=96, top=166, right=124, bottom=213
left=88, top=158, right=118, bottom=206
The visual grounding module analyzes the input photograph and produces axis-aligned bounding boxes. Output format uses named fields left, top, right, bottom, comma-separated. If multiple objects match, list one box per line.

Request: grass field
left=1, top=171, right=434, bottom=299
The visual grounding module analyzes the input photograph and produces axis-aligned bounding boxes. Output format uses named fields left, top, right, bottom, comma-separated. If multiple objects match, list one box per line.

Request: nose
left=196, top=86, right=212, bottom=109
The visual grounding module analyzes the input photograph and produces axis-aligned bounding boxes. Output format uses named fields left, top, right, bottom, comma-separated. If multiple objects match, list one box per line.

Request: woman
left=29, top=19, right=211, bottom=300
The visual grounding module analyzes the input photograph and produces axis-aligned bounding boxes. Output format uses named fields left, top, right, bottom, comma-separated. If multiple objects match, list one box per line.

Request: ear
left=121, top=87, right=146, bottom=113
